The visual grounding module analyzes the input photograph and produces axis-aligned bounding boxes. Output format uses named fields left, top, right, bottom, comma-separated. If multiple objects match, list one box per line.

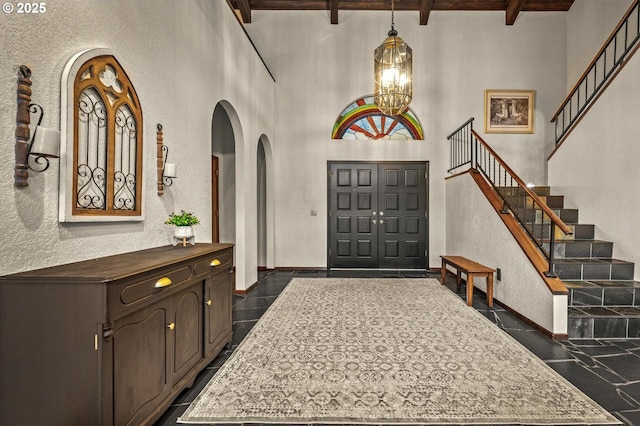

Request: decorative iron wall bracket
left=15, top=65, right=33, bottom=187
left=157, top=124, right=176, bottom=195
left=14, top=65, right=60, bottom=188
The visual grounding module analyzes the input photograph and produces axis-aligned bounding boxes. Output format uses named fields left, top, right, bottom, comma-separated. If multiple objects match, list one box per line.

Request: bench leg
left=467, top=274, right=474, bottom=306
left=487, top=273, right=494, bottom=308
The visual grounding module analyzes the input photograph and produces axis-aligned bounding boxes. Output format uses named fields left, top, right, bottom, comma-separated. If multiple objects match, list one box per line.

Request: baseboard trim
left=235, top=280, right=258, bottom=295
left=467, top=285, right=565, bottom=341
left=275, top=267, right=327, bottom=271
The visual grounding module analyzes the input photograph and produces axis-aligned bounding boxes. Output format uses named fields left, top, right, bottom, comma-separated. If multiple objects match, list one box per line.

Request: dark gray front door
left=328, top=162, right=428, bottom=269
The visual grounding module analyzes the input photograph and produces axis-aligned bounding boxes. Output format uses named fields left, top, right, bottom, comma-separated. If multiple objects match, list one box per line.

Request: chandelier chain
left=391, top=0, right=395, bottom=30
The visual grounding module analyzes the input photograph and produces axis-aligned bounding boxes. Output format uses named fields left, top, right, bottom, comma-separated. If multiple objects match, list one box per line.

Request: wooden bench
left=440, top=255, right=496, bottom=307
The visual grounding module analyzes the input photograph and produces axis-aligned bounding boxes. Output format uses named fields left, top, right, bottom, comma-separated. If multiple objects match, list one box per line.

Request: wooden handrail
left=468, top=170, right=568, bottom=295
left=471, top=130, right=573, bottom=236
left=551, top=0, right=639, bottom=122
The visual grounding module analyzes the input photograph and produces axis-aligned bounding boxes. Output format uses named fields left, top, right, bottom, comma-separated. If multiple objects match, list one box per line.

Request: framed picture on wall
left=484, top=89, right=535, bottom=134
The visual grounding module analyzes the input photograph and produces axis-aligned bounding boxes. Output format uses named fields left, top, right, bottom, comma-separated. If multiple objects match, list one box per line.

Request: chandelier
left=373, top=0, right=413, bottom=116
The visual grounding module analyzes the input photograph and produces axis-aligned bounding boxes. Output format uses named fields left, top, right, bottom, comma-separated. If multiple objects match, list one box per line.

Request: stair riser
left=546, top=241, right=613, bottom=259
left=568, top=317, right=640, bottom=339
left=570, top=287, right=639, bottom=307
left=497, top=186, right=551, bottom=197
left=554, top=262, right=634, bottom=280
left=526, top=224, right=595, bottom=240
left=502, top=195, right=565, bottom=210
left=514, top=209, right=579, bottom=225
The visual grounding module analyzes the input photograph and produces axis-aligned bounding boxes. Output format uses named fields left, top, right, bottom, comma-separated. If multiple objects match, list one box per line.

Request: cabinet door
left=204, top=270, right=232, bottom=355
left=171, top=283, right=203, bottom=384
left=111, top=299, right=172, bottom=426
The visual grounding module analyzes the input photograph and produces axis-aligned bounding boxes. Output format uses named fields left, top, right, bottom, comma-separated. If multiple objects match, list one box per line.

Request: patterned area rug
left=179, top=278, right=620, bottom=425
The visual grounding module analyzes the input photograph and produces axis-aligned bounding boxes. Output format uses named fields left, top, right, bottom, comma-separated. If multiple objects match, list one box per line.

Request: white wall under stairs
left=445, top=172, right=568, bottom=336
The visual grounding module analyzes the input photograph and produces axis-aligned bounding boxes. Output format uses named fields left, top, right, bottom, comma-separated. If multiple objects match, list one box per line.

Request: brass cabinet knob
left=167, top=323, right=175, bottom=330
left=206, top=300, right=212, bottom=306
left=211, top=259, right=221, bottom=267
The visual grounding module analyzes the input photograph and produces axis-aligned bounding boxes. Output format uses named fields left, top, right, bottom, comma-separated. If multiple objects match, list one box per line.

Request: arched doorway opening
left=211, top=102, right=237, bottom=245
left=257, top=134, right=275, bottom=269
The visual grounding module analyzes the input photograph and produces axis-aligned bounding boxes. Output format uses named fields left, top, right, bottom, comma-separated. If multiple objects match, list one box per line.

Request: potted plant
left=165, top=210, right=200, bottom=246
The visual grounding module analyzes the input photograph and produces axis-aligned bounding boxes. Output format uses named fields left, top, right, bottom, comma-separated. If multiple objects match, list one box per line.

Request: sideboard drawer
left=117, top=265, right=193, bottom=307
left=193, top=249, right=232, bottom=277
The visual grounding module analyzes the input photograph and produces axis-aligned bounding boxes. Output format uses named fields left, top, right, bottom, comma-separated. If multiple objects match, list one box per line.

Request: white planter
left=173, top=226, right=195, bottom=246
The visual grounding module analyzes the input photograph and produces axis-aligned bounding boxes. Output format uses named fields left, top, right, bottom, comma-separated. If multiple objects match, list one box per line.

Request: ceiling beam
left=506, top=0, right=525, bottom=25
left=330, top=0, right=339, bottom=24
left=419, top=0, right=434, bottom=25
left=237, top=0, right=252, bottom=23
left=245, top=1, right=573, bottom=12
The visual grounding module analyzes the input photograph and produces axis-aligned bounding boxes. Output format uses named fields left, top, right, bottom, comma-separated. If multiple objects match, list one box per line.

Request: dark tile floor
left=155, top=269, right=640, bottom=426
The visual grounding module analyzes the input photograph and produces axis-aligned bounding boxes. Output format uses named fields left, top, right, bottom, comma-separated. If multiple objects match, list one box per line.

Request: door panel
left=211, top=156, right=219, bottom=243
left=378, top=163, right=427, bottom=269
left=329, top=162, right=427, bottom=269
left=172, top=285, right=203, bottom=385
left=204, top=271, right=232, bottom=355
left=112, top=301, right=171, bottom=426
left=329, top=163, right=378, bottom=268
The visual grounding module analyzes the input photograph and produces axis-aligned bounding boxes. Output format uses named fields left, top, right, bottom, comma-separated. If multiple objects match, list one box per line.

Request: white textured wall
left=566, top=0, right=635, bottom=87
left=0, top=0, right=275, bottom=291
left=446, top=173, right=559, bottom=333
left=549, top=29, right=640, bottom=279
left=246, top=10, right=567, bottom=268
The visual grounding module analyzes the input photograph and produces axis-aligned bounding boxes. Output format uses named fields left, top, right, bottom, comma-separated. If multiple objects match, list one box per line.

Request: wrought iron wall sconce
left=14, top=65, right=61, bottom=188
left=157, top=124, right=177, bottom=196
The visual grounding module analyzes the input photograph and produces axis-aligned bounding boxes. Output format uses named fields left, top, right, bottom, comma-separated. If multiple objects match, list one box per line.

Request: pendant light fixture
left=374, top=0, right=413, bottom=116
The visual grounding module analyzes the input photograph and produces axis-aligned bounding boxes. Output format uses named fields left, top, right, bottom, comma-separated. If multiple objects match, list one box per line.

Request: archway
left=211, top=102, right=237, bottom=245
left=257, top=134, right=275, bottom=269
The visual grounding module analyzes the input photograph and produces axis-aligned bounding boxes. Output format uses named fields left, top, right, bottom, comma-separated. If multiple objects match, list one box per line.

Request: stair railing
left=447, top=119, right=573, bottom=277
left=446, top=117, right=476, bottom=172
left=551, top=0, right=640, bottom=145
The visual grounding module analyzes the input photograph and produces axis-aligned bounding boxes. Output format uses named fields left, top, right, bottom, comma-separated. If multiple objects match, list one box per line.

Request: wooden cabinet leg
left=440, top=260, right=446, bottom=284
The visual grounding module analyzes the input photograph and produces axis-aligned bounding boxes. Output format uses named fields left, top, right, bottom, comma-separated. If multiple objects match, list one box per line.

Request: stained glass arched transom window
left=332, top=95, right=423, bottom=140
left=59, top=49, right=143, bottom=222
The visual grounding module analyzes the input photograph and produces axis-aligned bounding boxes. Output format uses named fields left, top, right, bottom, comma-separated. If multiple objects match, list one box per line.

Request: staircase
left=504, top=186, right=640, bottom=339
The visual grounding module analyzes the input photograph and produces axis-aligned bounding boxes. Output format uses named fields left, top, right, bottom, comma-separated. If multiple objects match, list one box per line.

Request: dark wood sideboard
left=0, top=243, right=234, bottom=426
